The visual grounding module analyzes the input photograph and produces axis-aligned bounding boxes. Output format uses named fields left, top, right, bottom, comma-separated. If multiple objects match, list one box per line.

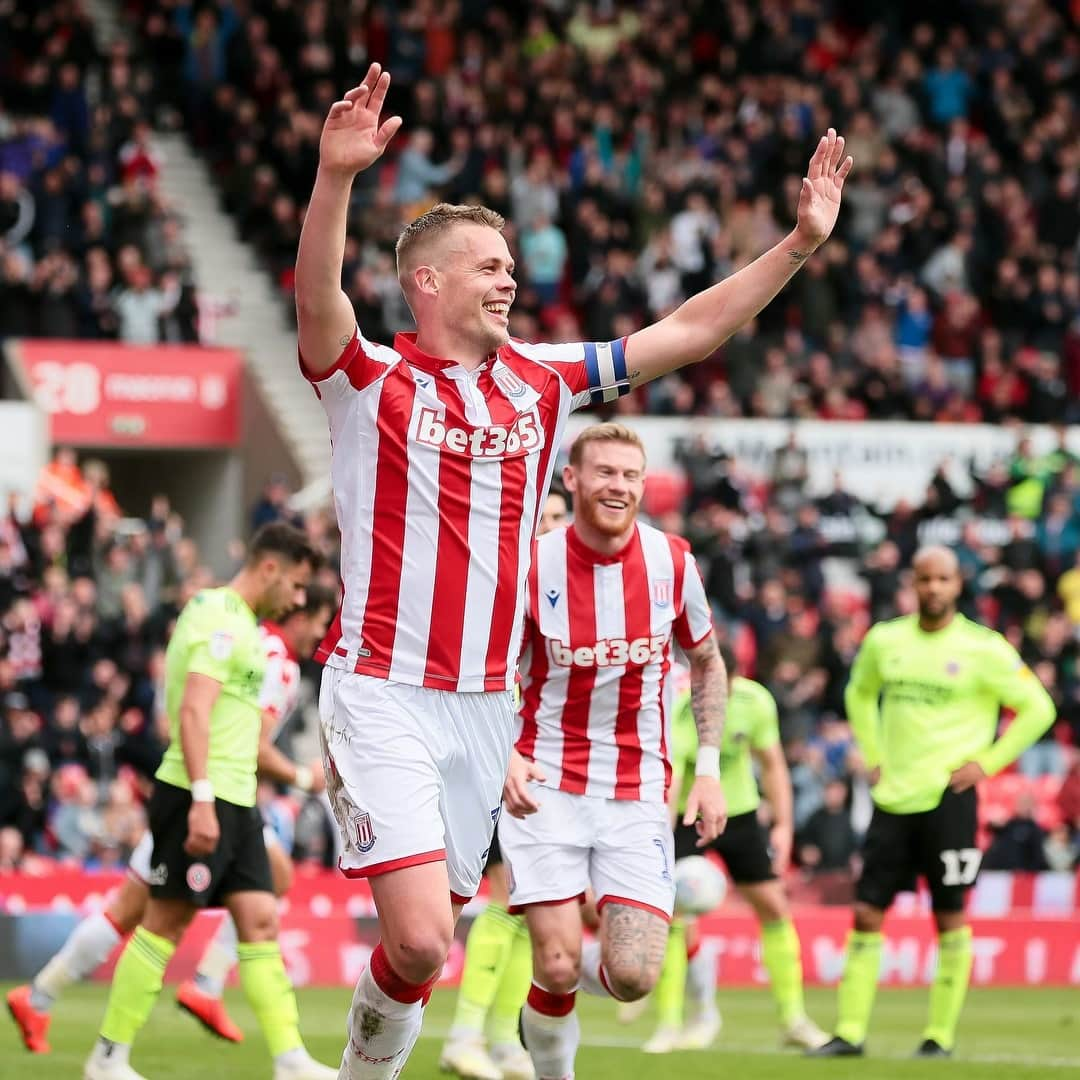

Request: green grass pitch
left=3, top=983, right=1077, bottom=1079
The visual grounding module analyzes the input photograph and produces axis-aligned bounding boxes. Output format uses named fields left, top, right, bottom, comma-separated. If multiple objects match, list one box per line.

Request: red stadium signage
left=2, top=869, right=1078, bottom=986
left=694, top=910, right=1080, bottom=988
left=90, top=910, right=1080, bottom=989
left=10, top=340, right=243, bottom=448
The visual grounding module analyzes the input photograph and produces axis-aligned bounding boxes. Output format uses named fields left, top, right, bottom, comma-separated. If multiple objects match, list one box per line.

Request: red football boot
left=6, top=984, right=51, bottom=1053
left=176, top=979, right=244, bottom=1043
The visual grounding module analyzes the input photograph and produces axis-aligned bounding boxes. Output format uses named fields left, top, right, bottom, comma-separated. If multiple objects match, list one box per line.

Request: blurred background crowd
left=0, top=450, right=344, bottom=876
left=2, top=1, right=1078, bottom=415
left=0, top=0, right=1078, bottom=882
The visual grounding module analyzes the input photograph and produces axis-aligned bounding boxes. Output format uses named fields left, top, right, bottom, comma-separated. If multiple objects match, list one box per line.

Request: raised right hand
left=319, top=63, right=403, bottom=177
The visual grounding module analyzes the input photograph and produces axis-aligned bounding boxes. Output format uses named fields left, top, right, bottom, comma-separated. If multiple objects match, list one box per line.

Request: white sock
left=522, top=998, right=578, bottom=1080
left=576, top=940, right=609, bottom=998
left=89, top=1037, right=130, bottom=1067
left=33, top=911, right=122, bottom=1009
left=577, top=939, right=627, bottom=1000
left=339, top=964, right=423, bottom=1079
left=686, top=946, right=717, bottom=1020
left=389, top=1004, right=427, bottom=1080
left=275, top=1046, right=311, bottom=1067
left=194, top=914, right=238, bottom=997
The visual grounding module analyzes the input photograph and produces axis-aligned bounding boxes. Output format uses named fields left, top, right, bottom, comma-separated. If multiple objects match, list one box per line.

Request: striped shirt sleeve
left=510, top=337, right=631, bottom=409
left=298, top=326, right=395, bottom=397
left=673, top=549, right=713, bottom=649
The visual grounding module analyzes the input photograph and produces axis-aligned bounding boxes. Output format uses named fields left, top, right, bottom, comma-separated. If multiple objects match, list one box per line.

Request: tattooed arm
left=681, top=632, right=728, bottom=843
left=623, top=130, right=852, bottom=387
left=687, top=632, right=726, bottom=750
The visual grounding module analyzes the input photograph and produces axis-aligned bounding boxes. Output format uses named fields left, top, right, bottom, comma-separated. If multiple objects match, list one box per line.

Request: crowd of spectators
left=0, top=2, right=201, bottom=342
left=2, top=1, right=1076, bottom=396
left=118, top=0, right=1080, bottom=425
left=0, top=447, right=342, bottom=875
left=1, top=2, right=1078, bottom=880
left=665, top=423, right=1080, bottom=871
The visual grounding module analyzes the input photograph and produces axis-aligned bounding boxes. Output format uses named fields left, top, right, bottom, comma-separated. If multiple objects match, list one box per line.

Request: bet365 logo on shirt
left=413, top=407, right=543, bottom=458
left=550, top=634, right=667, bottom=668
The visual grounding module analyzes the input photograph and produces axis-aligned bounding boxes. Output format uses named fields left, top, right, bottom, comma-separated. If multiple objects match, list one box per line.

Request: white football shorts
left=318, top=667, right=515, bottom=902
left=498, top=785, right=675, bottom=920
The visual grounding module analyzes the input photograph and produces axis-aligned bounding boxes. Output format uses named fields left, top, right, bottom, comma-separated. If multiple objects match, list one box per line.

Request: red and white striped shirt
left=259, top=622, right=301, bottom=739
left=303, top=330, right=628, bottom=692
left=516, top=522, right=713, bottom=803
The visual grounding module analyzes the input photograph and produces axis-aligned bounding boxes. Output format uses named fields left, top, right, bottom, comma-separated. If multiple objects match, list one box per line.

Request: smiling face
left=400, top=217, right=517, bottom=359
left=431, top=223, right=515, bottom=353
left=564, top=437, right=645, bottom=541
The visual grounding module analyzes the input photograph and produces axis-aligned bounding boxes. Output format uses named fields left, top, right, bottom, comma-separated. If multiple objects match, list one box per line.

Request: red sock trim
left=369, top=942, right=437, bottom=1004
left=686, top=940, right=701, bottom=961
left=527, top=982, right=576, bottom=1017
left=103, top=910, right=127, bottom=937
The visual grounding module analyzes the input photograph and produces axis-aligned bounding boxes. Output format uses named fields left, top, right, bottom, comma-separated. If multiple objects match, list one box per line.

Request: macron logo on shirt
left=413, top=406, right=544, bottom=459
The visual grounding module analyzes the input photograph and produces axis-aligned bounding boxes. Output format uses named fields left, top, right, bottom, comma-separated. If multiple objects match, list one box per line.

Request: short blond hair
left=395, top=203, right=505, bottom=277
left=568, top=423, right=647, bottom=467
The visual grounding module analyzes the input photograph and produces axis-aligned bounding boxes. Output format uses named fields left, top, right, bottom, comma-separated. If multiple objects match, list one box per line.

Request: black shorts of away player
left=856, top=786, right=979, bottom=914
left=147, top=780, right=272, bottom=908
left=674, top=810, right=776, bottom=885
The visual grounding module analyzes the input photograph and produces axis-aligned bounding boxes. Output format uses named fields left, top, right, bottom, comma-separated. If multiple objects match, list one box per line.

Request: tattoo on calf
left=602, top=903, right=669, bottom=988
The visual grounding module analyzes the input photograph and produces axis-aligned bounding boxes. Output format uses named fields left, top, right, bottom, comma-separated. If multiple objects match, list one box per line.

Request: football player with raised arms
left=295, top=61, right=851, bottom=1079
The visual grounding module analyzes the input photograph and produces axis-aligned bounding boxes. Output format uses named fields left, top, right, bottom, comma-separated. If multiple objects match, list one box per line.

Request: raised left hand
left=949, top=760, right=987, bottom=792
left=794, top=128, right=853, bottom=251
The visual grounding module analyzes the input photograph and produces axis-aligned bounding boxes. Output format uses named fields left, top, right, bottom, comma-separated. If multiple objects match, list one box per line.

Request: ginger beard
left=565, top=442, right=645, bottom=542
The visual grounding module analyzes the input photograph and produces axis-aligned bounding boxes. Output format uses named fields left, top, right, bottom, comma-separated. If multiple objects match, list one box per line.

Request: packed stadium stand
left=0, top=0, right=1077, bottom=886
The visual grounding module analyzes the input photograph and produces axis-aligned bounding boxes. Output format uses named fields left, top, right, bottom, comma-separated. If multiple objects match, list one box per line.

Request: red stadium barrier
left=79, top=910, right=1080, bottom=989
left=8, top=866, right=1078, bottom=918
left=694, top=910, right=1080, bottom=988
left=2, top=868, right=1078, bottom=986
